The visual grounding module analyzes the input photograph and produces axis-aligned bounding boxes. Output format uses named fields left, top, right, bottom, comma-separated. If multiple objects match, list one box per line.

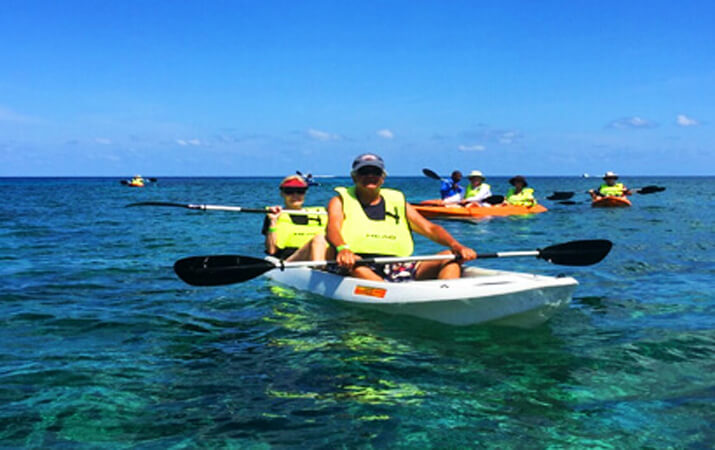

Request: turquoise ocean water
left=1, top=176, right=713, bottom=448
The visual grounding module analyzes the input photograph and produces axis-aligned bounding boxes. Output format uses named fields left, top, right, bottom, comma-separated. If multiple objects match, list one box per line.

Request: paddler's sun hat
left=279, top=175, right=308, bottom=189
left=351, top=153, right=385, bottom=173
left=603, top=171, right=619, bottom=179
left=509, top=175, right=528, bottom=186
left=467, top=170, right=485, bottom=179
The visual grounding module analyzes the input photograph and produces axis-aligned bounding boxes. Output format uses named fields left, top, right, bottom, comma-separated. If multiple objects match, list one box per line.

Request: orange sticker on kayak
left=354, top=286, right=387, bottom=298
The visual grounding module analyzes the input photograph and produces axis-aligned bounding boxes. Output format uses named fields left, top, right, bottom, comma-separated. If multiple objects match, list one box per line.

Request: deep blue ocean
left=1, top=176, right=713, bottom=448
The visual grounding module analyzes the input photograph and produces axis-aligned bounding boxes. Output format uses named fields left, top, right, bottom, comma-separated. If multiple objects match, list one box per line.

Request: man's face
left=353, top=166, right=385, bottom=190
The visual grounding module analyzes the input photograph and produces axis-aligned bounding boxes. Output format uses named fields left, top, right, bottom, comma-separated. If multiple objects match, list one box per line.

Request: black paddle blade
left=174, top=255, right=276, bottom=286
left=538, top=239, right=613, bottom=266
left=483, top=195, right=505, bottom=205
left=558, top=200, right=579, bottom=205
left=422, top=168, right=441, bottom=180
left=547, top=191, right=575, bottom=201
left=637, top=185, right=666, bottom=194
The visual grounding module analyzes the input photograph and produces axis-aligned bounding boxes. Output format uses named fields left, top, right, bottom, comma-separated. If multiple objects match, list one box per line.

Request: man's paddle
left=126, top=201, right=326, bottom=215
left=173, top=239, right=613, bottom=286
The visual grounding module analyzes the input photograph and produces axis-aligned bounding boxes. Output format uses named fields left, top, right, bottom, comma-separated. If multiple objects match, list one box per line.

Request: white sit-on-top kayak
left=264, top=257, right=578, bottom=328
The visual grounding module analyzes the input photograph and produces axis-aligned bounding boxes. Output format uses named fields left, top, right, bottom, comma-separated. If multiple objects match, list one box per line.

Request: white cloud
left=377, top=129, right=394, bottom=139
left=676, top=114, right=700, bottom=127
left=458, top=144, right=486, bottom=152
left=0, top=106, right=38, bottom=124
left=607, top=116, right=657, bottom=129
left=498, top=131, right=518, bottom=144
left=307, top=128, right=340, bottom=141
left=176, top=138, right=202, bottom=146
left=95, top=138, right=112, bottom=145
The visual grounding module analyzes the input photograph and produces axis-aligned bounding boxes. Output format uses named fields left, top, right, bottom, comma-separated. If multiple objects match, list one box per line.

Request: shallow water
left=1, top=176, right=713, bottom=447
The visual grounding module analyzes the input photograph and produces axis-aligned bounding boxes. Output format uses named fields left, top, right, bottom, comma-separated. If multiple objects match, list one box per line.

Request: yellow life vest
left=506, top=187, right=536, bottom=206
left=465, top=182, right=491, bottom=199
left=274, top=207, right=327, bottom=250
left=335, top=186, right=414, bottom=257
left=599, top=183, right=626, bottom=197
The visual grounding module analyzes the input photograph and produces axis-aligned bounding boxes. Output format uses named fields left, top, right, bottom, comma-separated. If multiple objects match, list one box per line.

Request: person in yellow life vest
left=326, top=153, right=477, bottom=282
left=505, top=175, right=537, bottom=206
left=129, top=175, right=145, bottom=187
left=589, top=171, right=632, bottom=200
left=263, top=175, right=328, bottom=261
left=463, top=170, right=492, bottom=206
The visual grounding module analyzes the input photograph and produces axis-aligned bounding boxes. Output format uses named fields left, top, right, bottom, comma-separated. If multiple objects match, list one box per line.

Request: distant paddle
left=475, top=195, right=505, bottom=205
left=174, top=239, right=613, bottom=286
left=548, top=185, right=665, bottom=200
left=422, top=168, right=442, bottom=180
left=547, top=192, right=575, bottom=201
left=126, top=201, right=326, bottom=215
left=635, top=185, right=666, bottom=194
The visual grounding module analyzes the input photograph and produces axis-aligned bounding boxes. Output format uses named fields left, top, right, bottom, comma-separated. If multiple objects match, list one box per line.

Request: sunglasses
left=281, top=187, right=307, bottom=195
left=356, top=167, right=384, bottom=176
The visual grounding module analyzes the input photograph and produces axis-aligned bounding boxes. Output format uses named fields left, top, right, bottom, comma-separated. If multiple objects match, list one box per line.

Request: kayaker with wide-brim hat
left=589, top=171, right=632, bottom=200
left=263, top=175, right=328, bottom=262
left=505, top=175, right=537, bottom=206
left=463, top=170, right=493, bottom=206
left=326, top=153, right=477, bottom=281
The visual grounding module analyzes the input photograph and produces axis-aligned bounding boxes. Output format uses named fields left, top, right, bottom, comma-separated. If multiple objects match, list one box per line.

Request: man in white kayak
left=463, top=170, right=493, bottom=206
left=326, top=153, right=477, bottom=281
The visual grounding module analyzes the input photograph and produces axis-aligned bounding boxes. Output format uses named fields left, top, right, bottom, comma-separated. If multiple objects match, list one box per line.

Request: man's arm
left=327, top=196, right=359, bottom=269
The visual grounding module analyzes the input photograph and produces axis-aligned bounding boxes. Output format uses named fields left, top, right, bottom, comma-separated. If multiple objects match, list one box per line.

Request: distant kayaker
left=463, top=170, right=492, bottom=206
left=441, top=170, right=464, bottom=203
left=327, top=153, right=477, bottom=281
left=420, top=170, right=465, bottom=206
left=263, top=175, right=328, bottom=261
left=505, top=175, right=537, bottom=206
left=589, top=171, right=632, bottom=200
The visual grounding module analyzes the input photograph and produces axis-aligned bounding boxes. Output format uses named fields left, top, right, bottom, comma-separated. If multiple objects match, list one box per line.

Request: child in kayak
left=589, top=171, right=632, bottom=200
left=326, top=153, right=476, bottom=281
left=263, top=175, right=328, bottom=262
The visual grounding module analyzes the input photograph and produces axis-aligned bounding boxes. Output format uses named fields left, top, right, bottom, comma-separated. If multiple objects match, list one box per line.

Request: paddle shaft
left=272, top=250, right=539, bottom=270
left=127, top=202, right=326, bottom=215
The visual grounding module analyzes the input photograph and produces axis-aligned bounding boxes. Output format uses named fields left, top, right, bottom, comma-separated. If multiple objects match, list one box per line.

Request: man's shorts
left=328, top=261, right=419, bottom=282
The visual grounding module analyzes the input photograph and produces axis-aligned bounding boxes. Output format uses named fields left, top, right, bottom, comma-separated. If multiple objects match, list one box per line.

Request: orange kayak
left=414, top=203, right=547, bottom=219
left=591, top=196, right=631, bottom=208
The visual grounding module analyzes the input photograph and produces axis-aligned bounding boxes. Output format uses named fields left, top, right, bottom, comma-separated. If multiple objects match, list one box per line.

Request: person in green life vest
left=263, top=175, right=328, bottom=262
left=505, top=175, right=537, bottom=206
left=589, top=171, right=632, bottom=200
left=463, top=170, right=492, bottom=206
left=326, top=153, right=477, bottom=282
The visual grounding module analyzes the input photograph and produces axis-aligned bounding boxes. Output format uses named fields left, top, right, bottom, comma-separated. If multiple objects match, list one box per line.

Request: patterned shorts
left=365, top=261, right=419, bottom=283
left=327, top=261, right=418, bottom=283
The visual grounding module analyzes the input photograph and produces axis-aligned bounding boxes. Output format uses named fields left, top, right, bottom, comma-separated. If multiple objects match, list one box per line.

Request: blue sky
left=1, top=0, right=713, bottom=176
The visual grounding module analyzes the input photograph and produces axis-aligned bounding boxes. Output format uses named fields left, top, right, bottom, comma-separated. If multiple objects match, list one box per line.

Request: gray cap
left=351, top=153, right=385, bottom=172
